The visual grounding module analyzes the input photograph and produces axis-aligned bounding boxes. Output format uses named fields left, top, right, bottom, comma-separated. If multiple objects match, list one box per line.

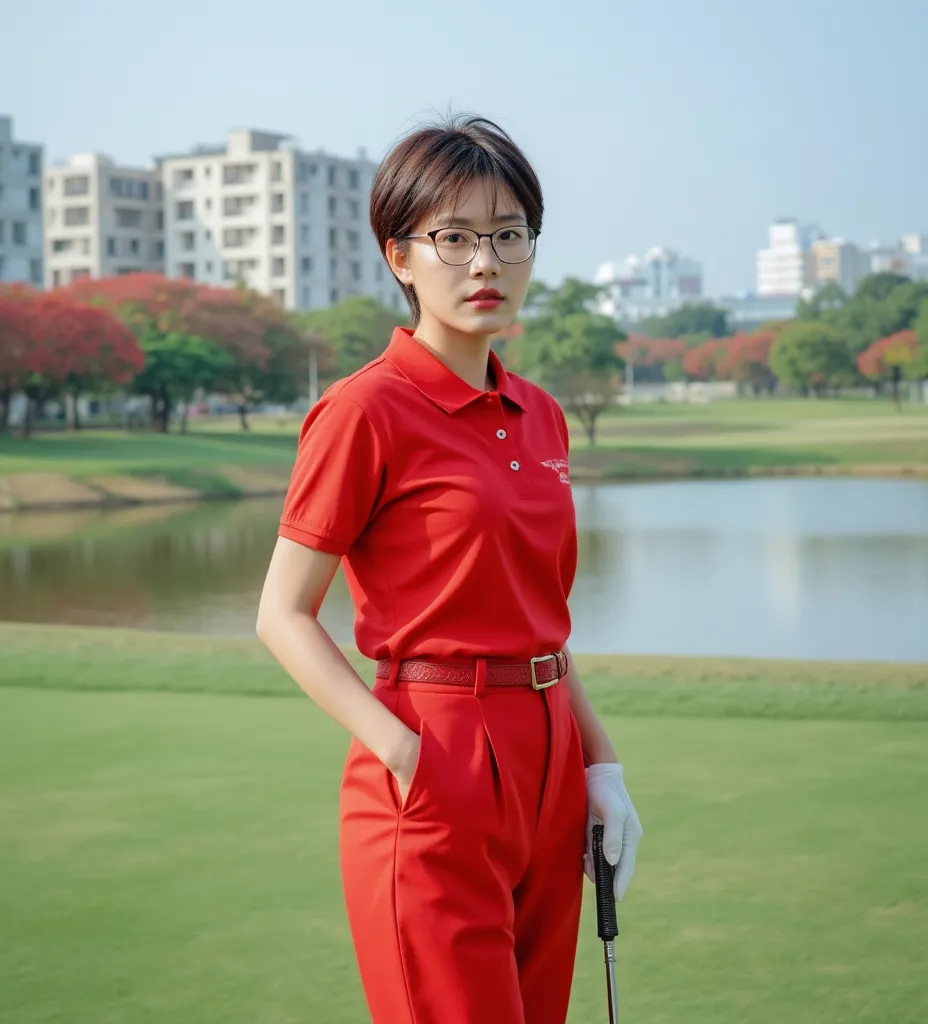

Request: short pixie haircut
left=369, top=115, right=544, bottom=324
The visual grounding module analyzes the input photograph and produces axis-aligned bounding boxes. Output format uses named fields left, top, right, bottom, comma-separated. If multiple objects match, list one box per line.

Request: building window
left=64, top=176, right=90, bottom=196
left=330, top=257, right=337, bottom=278
left=155, top=211, right=164, bottom=230
left=29, top=187, right=40, bottom=211
left=0, top=256, right=5, bottom=279
left=327, top=166, right=337, bottom=187
left=30, top=259, right=42, bottom=284
left=300, top=225, right=309, bottom=245
left=127, top=238, right=139, bottom=255
left=348, top=169, right=360, bottom=190
left=272, top=161, right=283, bottom=182
left=301, top=256, right=312, bottom=274
left=64, top=207, right=90, bottom=227
left=300, top=193, right=309, bottom=215
left=273, top=288, right=286, bottom=306
left=271, top=192, right=285, bottom=213
left=222, top=227, right=257, bottom=248
left=178, top=262, right=196, bottom=279
left=328, top=196, right=337, bottom=217
left=52, top=239, right=72, bottom=253
left=205, top=261, right=212, bottom=273
left=28, top=152, right=41, bottom=176
left=154, top=183, right=164, bottom=201
left=347, top=230, right=360, bottom=250
left=272, top=257, right=286, bottom=277
left=330, top=287, right=339, bottom=304
left=351, top=260, right=361, bottom=281
left=348, top=199, right=360, bottom=219
left=205, top=198, right=212, bottom=211
left=272, top=224, right=286, bottom=244
left=204, top=166, right=211, bottom=178
left=153, top=240, right=164, bottom=260
left=222, top=163, right=257, bottom=185
left=110, top=178, right=149, bottom=200
left=329, top=227, right=337, bottom=248
left=305, top=162, right=317, bottom=177
left=12, top=221, right=27, bottom=245
left=52, top=270, right=61, bottom=286
left=223, top=195, right=256, bottom=217
left=78, top=237, right=91, bottom=255
left=173, top=168, right=194, bottom=187
left=106, top=237, right=116, bottom=256
left=116, top=208, right=143, bottom=228
left=176, top=201, right=194, bottom=221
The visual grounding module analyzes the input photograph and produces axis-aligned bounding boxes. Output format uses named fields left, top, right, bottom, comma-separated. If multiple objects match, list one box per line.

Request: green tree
left=797, top=281, right=847, bottom=320
left=294, top=296, right=405, bottom=380
left=769, top=322, right=854, bottom=396
left=510, top=279, right=625, bottom=445
left=640, top=301, right=729, bottom=340
left=522, top=278, right=603, bottom=318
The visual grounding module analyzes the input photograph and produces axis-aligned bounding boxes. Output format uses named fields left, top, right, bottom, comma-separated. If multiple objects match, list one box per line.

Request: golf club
left=592, top=822, right=619, bottom=1023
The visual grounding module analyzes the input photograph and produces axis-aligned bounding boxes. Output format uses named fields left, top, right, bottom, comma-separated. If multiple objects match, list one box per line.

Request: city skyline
left=3, top=0, right=926, bottom=296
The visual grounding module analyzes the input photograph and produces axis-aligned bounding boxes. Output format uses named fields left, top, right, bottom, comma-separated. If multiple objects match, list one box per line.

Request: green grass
left=2, top=402, right=926, bottom=504
left=1, top=624, right=927, bottom=1022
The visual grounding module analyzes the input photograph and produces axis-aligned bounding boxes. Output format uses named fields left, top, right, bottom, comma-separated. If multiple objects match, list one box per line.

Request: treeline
left=622, top=273, right=928, bottom=400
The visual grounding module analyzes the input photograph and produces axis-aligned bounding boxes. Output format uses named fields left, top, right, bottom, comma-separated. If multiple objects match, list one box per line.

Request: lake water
left=1, top=478, right=926, bottom=662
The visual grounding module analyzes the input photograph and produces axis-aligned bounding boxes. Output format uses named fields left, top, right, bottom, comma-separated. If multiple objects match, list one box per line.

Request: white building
left=44, top=153, right=164, bottom=286
left=0, top=115, right=44, bottom=286
left=158, top=128, right=400, bottom=312
left=756, top=218, right=825, bottom=297
left=594, top=246, right=703, bottom=324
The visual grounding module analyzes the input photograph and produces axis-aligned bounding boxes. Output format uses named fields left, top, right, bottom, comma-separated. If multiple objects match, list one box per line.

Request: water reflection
left=1, top=479, right=926, bottom=662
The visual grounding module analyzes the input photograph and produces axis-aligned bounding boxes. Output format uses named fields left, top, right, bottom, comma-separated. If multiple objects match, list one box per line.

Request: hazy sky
left=4, top=0, right=926, bottom=295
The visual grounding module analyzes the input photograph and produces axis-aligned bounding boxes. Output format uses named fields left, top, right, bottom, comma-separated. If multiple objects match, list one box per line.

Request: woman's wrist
left=584, top=734, right=618, bottom=767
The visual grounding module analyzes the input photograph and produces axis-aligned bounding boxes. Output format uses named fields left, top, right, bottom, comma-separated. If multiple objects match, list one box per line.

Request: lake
left=1, top=478, right=926, bottom=662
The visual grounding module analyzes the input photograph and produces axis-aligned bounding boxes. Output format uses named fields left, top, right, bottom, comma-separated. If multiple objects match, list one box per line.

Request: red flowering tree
left=682, top=338, right=730, bottom=381
left=857, top=330, right=925, bottom=406
left=717, top=332, right=777, bottom=395
left=0, top=285, right=36, bottom=430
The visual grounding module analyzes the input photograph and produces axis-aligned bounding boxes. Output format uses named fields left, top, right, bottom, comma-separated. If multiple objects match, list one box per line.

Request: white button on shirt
left=510, top=460, right=521, bottom=471
left=496, top=429, right=507, bottom=440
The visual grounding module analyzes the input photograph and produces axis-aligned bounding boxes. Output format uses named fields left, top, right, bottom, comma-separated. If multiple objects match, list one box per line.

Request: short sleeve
left=278, top=390, right=387, bottom=555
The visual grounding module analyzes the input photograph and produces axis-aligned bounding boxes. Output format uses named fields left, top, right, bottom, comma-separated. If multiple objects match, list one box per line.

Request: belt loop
left=473, top=658, right=487, bottom=698
left=386, top=658, right=401, bottom=690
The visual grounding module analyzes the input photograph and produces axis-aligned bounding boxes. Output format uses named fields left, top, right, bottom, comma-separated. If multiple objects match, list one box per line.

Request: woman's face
left=388, top=177, right=535, bottom=337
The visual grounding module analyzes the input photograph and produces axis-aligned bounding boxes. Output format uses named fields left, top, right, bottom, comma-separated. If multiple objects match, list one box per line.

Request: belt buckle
left=530, top=653, right=560, bottom=690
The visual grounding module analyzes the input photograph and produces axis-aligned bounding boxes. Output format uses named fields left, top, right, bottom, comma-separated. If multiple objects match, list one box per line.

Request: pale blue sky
left=4, top=0, right=926, bottom=294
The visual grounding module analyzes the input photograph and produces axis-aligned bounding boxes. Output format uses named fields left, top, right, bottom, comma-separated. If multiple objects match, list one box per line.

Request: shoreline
left=1, top=461, right=927, bottom=514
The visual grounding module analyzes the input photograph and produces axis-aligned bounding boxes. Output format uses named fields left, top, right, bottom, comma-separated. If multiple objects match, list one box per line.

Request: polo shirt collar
left=385, top=327, right=526, bottom=414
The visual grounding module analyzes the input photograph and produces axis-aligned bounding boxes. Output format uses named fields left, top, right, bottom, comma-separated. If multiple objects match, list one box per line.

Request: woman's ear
left=386, top=238, right=414, bottom=287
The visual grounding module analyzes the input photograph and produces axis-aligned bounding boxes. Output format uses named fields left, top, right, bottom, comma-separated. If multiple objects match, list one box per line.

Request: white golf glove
left=583, top=763, right=643, bottom=902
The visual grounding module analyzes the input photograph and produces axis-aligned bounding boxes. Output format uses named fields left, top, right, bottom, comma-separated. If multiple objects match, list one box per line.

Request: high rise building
left=810, top=238, right=869, bottom=294
left=158, top=128, right=400, bottom=311
left=0, top=115, right=44, bottom=286
left=594, top=246, right=703, bottom=323
left=43, top=153, right=164, bottom=286
left=756, top=218, right=825, bottom=297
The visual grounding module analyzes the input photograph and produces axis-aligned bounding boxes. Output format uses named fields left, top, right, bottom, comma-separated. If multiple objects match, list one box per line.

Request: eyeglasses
left=404, top=225, right=537, bottom=266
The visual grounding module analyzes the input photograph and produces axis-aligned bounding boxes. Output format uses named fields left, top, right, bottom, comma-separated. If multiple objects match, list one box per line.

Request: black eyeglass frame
left=403, top=225, right=539, bottom=266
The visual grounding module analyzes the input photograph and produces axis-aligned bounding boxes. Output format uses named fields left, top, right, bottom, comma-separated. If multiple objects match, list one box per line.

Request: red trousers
left=339, top=666, right=588, bottom=1024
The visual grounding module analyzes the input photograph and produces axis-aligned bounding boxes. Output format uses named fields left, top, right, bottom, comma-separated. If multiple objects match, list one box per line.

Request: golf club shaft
left=604, top=939, right=618, bottom=1023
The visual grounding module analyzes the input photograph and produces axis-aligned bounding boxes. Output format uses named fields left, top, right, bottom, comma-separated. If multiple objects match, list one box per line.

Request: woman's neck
left=413, top=314, right=495, bottom=392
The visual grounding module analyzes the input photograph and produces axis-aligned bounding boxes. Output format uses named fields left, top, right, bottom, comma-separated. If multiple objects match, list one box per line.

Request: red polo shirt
left=279, top=327, right=577, bottom=661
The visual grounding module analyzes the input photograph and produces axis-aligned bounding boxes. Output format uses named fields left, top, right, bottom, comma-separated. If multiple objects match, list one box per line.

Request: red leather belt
left=375, top=651, right=568, bottom=690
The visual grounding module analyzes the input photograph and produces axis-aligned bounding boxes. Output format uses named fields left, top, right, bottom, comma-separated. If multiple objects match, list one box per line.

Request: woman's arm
left=561, top=644, right=618, bottom=766
left=256, top=536, right=418, bottom=792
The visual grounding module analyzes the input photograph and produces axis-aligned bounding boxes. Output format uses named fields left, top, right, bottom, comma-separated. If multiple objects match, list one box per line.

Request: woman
left=257, top=115, right=643, bottom=1024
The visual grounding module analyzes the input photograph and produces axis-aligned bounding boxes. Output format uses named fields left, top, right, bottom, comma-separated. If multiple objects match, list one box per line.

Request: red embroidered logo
left=541, top=459, right=570, bottom=485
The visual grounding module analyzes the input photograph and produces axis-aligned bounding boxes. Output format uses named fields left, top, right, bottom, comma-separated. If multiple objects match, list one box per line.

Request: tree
left=857, top=330, right=925, bottom=407
left=509, top=281, right=625, bottom=445
left=718, top=332, right=777, bottom=395
left=797, top=281, right=847, bottom=320
left=769, top=321, right=854, bottom=396
left=0, top=285, right=34, bottom=431
left=640, top=301, right=730, bottom=340
left=294, top=295, right=404, bottom=381
left=682, top=338, right=730, bottom=381
left=522, top=278, right=603, bottom=318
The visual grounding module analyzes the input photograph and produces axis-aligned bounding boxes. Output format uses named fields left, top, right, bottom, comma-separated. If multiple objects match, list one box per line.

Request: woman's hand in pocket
left=389, top=727, right=421, bottom=808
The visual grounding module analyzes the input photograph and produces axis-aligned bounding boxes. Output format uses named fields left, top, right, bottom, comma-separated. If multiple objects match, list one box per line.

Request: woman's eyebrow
left=440, top=213, right=525, bottom=227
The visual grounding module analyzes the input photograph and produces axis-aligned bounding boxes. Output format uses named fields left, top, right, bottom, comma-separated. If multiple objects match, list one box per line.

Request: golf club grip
left=592, top=823, right=618, bottom=941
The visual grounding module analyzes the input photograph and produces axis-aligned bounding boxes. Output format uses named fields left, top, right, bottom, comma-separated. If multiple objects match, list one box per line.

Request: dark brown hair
left=370, top=115, right=544, bottom=324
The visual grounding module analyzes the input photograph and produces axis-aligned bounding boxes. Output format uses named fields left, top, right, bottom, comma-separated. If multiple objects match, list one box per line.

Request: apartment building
left=0, top=115, right=44, bottom=285
left=594, top=246, right=703, bottom=323
left=810, top=238, right=869, bottom=294
left=756, top=218, right=826, bottom=297
left=158, top=128, right=400, bottom=311
left=43, top=153, right=164, bottom=286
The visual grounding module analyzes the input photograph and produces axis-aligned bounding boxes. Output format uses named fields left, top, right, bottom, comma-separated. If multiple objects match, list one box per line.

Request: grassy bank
left=1, top=399, right=926, bottom=510
left=1, top=624, right=926, bottom=1023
